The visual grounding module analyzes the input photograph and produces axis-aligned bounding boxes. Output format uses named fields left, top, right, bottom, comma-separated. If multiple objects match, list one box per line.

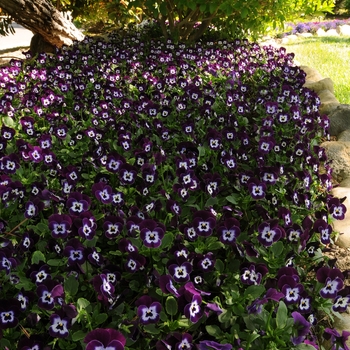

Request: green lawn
left=282, top=36, right=350, bottom=104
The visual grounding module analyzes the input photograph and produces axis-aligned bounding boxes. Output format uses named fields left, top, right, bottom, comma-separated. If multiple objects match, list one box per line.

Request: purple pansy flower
left=257, top=220, right=283, bottom=246
left=168, top=262, right=193, bottom=283
left=84, top=328, right=126, bottom=350
left=184, top=294, right=203, bottom=323
left=192, top=210, right=216, bottom=237
left=328, top=197, right=347, bottom=220
left=103, top=215, right=124, bottom=239
left=37, top=281, right=64, bottom=310
left=324, top=328, right=350, bottom=350
left=136, top=295, right=162, bottom=324
left=119, top=163, right=138, bottom=185
left=92, top=182, right=113, bottom=204
left=198, top=340, right=232, bottom=350
left=217, top=217, right=241, bottom=245
left=291, top=311, right=311, bottom=345
left=48, top=214, right=72, bottom=239
left=158, top=275, right=181, bottom=297
left=0, top=299, right=21, bottom=329
left=63, top=238, right=86, bottom=266
left=49, top=312, right=70, bottom=338
left=140, top=219, right=165, bottom=248
left=313, top=218, right=332, bottom=245
left=248, top=179, right=266, bottom=200
left=66, top=192, right=91, bottom=216
left=317, top=267, right=344, bottom=299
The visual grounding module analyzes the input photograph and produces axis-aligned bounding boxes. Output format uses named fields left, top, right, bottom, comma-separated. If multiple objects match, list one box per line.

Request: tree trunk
left=0, top=0, right=84, bottom=48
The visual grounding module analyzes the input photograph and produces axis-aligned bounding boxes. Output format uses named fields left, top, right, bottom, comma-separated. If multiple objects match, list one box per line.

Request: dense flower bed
left=283, top=18, right=350, bottom=36
left=0, top=25, right=349, bottom=349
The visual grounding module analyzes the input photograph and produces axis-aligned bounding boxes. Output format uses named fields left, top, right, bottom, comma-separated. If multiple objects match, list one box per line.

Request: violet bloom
left=184, top=294, right=203, bottom=323
left=119, top=163, right=138, bottom=185
left=317, top=267, right=344, bottom=299
left=84, top=328, right=126, bottom=350
left=241, top=264, right=264, bottom=285
left=156, top=332, right=193, bottom=350
left=136, top=295, right=162, bottom=324
left=93, top=273, right=115, bottom=299
left=24, top=198, right=44, bottom=219
left=291, top=312, right=311, bottom=345
left=77, top=212, right=97, bottom=240
left=333, top=294, right=350, bottom=313
left=125, top=252, right=146, bottom=273
left=247, top=288, right=284, bottom=314
left=63, top=238, right=86, bottom=266
left=328, top=197, right=347, bottom=220
left=192, top=210, right=216, bottom=237
left=258, top=136, right=275, bottom=154
left=0, top=250, right=17, bottom=275
left=280, top=276, right=304, bottom=305
left=103, top=215, right=124, bottom=239
left=324, top=328, right=350, bottom=350
left=202, top=172, right=222, bottom=197
left=313, top=219, right=332, bottom=245
left=92, top=182, right=113, bottom=204
left=257, top=220, right=283, bottom=247
left=168, top=262, right=193, bottom=283
left=158, top=275, right=180, bottom=297
left=48, top=214, right=72, bottom=239
left=66, top=192, right=91, bottom=216
left=0, top=299, right=21, bottom=329
left=217, top=217, right=241, bottom=245
left=198, top=340, right=232, bottom=350
left=248, top=179, right=266, bottom=200
left=49, top=312, right=70, bottom=338
left=140, top=219, right=165, bottom=248
left=37, top=282, right=64, bottom=311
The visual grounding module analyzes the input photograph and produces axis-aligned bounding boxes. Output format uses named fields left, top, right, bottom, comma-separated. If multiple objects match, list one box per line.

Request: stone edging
left=296, top=65, right=350, bottom=346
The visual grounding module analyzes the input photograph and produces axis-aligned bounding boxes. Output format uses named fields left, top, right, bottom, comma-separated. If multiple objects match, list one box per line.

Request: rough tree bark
left=0, top=0, right=84, bottom=48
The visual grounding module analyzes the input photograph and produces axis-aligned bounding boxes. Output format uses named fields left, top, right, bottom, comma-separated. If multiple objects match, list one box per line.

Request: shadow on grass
left=285, top=36, right=350, bottom=46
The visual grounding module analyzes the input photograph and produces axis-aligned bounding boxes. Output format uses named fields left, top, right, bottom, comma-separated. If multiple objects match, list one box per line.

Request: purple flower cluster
left=0, top=24, right=346, bottom=349
left=284, top=17, right=350, bottom=35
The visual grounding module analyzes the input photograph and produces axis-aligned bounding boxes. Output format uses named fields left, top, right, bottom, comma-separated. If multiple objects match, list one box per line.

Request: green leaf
left=47, top=259, right=65, bottom=266
left=77, top=298, right=90, bottom=312
left=95, top=313, right=108, bottom=325
left=161, top=233, right=174, bottom=249
left=271, top=240, right=284, bottom=256
left=241, top=7, right=248, bottom=18
left=31, top=251, right=46, bottom=264
left=207, top=241, right=224, bottom=250
left=165, top=296, right=178, bottom=316
left=206, top=324, right=223, bottom=337
left=205, top=196, right=218, bottom=207
left=276, top=301, right=288, bottom=329
left=244, top=285, right=265, bottom=299
left=144, top=323, right=160, bottom=334
left=2, top=116, right=15, bottom=127
left=226, top=194, right=238, bottom=205
left=129, top=280, right=140, bottom=292
left=215, top=259, right=225, bottom=273
left=71, top=330, right=86, bottom=341
left=218, top=309, right=232, bottom=323
left=64, top=275, right=79, bottom=296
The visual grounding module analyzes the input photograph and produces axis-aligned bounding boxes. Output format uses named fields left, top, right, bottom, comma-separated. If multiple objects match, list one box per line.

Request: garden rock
left=297, top=32, right=313, bottom=38
left=337, top=24, right=350, bottom=36
left=304, top=77, right=334, bottom=95
left=333, top=313, right=350, bottom=347
left=328, top=105, right=350, bottom=137
left=320, top=141, right=350, bottom=183
left=325, top=29, right=340, bottom=36
left=300, top=65, right=324, bottom=82
left=330, top=187, right=350, bottom=248
left=318, top=90, right=340, bottom=115
left=316, top=28, right=327, bottom=36
left=337, top=129, right=350, bottom=142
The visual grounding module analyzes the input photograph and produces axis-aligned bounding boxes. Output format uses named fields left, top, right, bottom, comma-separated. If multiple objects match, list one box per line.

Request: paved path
left=0, top=23, right=33, bottom=52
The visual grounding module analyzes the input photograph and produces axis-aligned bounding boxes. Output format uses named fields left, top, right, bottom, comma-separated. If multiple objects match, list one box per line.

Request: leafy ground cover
left=0, top=24, right=349, bottom=349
